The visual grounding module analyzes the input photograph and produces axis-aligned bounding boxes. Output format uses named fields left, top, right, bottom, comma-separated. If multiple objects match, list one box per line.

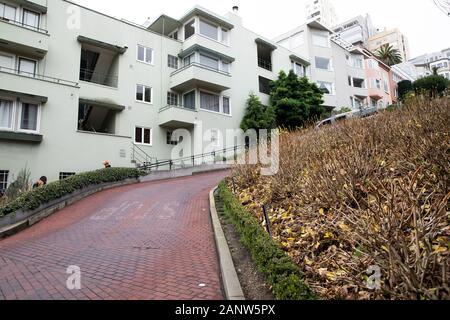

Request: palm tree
left=375, top=44, right=403, bottom=66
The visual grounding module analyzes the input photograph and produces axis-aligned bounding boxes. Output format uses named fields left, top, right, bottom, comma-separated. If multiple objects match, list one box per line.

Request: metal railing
left=0, top=16, right=48, bottom=34
left=79, top=68, right=118, bottom=87
left=131, top=143, right=158, bottom=168
left=140, top=145, right=244, bottom=171
left=258, top=59, right=272, bottom=71
left=159, top=104, right=197, bottom=113
left=170, top=62, right=231, bottom=77
left=0, top=66, right=79, bottom=86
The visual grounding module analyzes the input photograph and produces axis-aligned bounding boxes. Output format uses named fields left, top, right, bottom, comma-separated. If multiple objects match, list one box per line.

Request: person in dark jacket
left=33, top=176, right=47, bottom=189
left=103, top=160, right=112, bottom=168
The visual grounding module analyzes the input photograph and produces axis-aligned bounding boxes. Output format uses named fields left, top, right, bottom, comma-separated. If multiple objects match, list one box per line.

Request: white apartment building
left=0, top=0, right=315, bottom=189
left=368, top=28, right=410, bottom=63
left=305, top=0, right=338, bottom=28
left=333, top=14, right=377, bottom=47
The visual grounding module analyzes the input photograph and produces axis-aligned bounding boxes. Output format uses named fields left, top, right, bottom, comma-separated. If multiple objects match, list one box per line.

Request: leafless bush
left=229, top=97, right=450, bottom=300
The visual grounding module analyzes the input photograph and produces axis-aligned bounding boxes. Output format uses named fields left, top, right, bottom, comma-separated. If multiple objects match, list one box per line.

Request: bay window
left=200, top=19, right=218, bottom=41
left=199, top=54, right=219, bottom=70
left=183, top=91, right=196, bottom=110
left=200, top=91, right=220, bottom=112
left=184, top=19, right=195, bottom=40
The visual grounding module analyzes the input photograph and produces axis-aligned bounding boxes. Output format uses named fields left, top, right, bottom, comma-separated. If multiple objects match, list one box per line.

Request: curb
left=209, top=187, right=245, bottom=300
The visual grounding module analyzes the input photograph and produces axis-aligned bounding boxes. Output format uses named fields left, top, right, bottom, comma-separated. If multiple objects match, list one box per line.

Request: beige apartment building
left=368, top=28, right=410, bottom=62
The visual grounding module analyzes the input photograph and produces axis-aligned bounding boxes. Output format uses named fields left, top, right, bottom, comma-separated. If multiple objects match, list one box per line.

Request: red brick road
left=0, top=171, right=228, bottom=300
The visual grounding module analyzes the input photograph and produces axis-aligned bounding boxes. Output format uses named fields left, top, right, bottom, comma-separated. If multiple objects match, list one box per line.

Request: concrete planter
left=0, top=178, right=139, bottom=237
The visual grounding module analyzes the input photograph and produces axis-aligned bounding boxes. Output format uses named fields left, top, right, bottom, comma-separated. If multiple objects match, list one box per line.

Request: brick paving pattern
left=0, top=171, right=228, bottom=300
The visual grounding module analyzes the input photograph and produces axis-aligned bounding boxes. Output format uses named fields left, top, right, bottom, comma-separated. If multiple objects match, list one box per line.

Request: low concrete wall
left=0, top=178, right=139, bottom=238
left=140, top=164, right=230, bottom=183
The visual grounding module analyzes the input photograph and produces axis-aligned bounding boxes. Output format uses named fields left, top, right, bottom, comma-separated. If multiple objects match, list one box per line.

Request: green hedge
left=0, top=168, right=145, bottom=218
left=217, top=181, right=315, bottom=300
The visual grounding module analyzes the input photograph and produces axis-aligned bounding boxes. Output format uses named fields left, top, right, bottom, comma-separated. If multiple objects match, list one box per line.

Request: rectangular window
left=169, top=31, right=178, bottom=40
left=352, top=57, right=364, bottom=69
left=315, top=57, right=332, bottom=70
left=168, top=55, right=178, bottom=69
left=136, top=84, right=152, bottom=103
left=0, top=3, right=16, bottom=20
left=135, top=126, right=152, bottom=145
left=137, top=45, right=154, bottom=64
left=0, top=170, right=8, bottom=192
left=184, top=19, right=195, bottom=40
left=18, top=58, right=36, bottom=77
left=20, top=102, right=38, bottom=131
left=59, top=172, right=76, bottom=180
left=199, top=19, right=218, bottom=41
left=259, top=76, right=271, bottom=95
left=210, top=129, right=219, bottom=146
left=183, top=53, right=194, bottom=67
left=22, top=9, right=40, bottom=29
left=292, top=62, right=305, bottom=77
left=221, top=29, right=229, bottom=45
left=312, top=32, right=329, bottom=47
left=317, top=81, right=334, bottom=95
left=183, top=90, right=196, bottom=110
left=199, top=54, right=219, bottom=70
left=200, top=91, right=220, bottom=112
left=223, top=97, right=230, bottom=115
left=0, top=99, right=14, bottom=130
left=221, top=61, right=230, bottom=73
left=167, top=92, right=178, bottom=106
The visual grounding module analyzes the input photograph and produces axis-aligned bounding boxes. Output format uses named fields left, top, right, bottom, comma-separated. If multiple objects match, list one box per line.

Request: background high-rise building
left=368, top=28, right=410, bottom=63
left=333, top=14, right=377, bottom=47
left=305, top=0, right=338, bottom=28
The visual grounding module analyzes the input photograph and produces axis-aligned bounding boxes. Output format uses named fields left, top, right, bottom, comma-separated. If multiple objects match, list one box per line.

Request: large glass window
left=0, top=53, right=14, bottom=71
left=315, top=57, right=332, bottom=70
left=200, top=91, right=220, bottom=112
left=183, top=91, right=196, bottom=110
left=199, top=54, right=219, bottom=70
left=0, top=99, right=13, bottom=130
left=221, top=29, right=229, bottom=44
left=20, top=102, right=38, bottom=131
left=317, top=82, right=334, bottom=95
left=22, top=9, right=40, bottom=29
left=18, top=58, right=36, bottom=77
left=184, top=19, right=195, bottom=40
left=259, top=76, right=271, bottom=95
left=183, top=54, right=194, bottom=67
left=0, top=3, right=16, bottom=20
left=199, top=19, right=218, bottom=41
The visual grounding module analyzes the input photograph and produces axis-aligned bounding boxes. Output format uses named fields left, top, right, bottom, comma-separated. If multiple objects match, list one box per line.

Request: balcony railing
left=170, top=62, right=231, bottom=77
left=258, top=59, right=272, bottom=71
left=0, top=66, right=78, bottom=86
left=0, top=16, right=48, bottom=34
left=159, top=104, right=197, bottom=113
left=79, top=68, right=118, bottom=88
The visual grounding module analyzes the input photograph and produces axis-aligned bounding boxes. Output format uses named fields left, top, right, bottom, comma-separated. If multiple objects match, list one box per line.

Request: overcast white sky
left=73, top=0, right=450, bottom=58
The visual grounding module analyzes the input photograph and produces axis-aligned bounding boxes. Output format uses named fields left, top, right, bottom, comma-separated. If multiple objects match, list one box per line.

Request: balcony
left=0, top=17, right=49, bottom=58
left=0, top=66, right=78, bottom=101
left=79, top=68, right=118, bottom=88
left=170, top=63, right=231, bottom=92
left=158, top=105, right=199, bottom=129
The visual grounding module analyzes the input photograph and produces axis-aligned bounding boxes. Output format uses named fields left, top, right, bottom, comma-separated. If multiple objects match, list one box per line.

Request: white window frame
left=168, top=54, right=179, bottom=69
left=22, top=8, right=40, bottom=30
left=292, top=61, right=306, bottom=77
left=17, top=100, right=41, bottom=134
left=0, top=97, right=16, bottom=131
left=198, top=17, right=230, bottom=46
left=317, top=81, right=335, bottom=95
left=315, top=56, right=332, bottom=71
left=199, top=89, right=231, bottom=116
left=134, top=126, right=153, bottom=146
left=136, top=45, right=154, bottom=65
left=135, top=84, right=153, bottom=104
left=167, top=91, right=179, bottom=106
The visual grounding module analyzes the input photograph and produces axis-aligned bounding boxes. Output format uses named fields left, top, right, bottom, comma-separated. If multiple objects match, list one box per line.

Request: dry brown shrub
left=229, top=97, right=450, bottom=300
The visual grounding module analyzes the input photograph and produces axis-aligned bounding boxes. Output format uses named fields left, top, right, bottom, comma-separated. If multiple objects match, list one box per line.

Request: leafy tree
left=397, top=80, right=413, bottom=101
left=413, top=75, right=449, bottom=99
left=375, top=44, right=403, bottom=66
left=270, top=70, right=325, bottom=129
left=240, top=93, right=276, bottom=132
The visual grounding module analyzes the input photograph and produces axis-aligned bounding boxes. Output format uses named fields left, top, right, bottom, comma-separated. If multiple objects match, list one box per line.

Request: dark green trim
left=255, top=38, right=278, bottom=51
left=77, top=36, right=127, bottom=54
left=289, top=54, right=310, bottom=66
left=79, top=98, right=125, bottom=111
left=0, top=89, right=48, bottom=103
left=0, top=131, right=42, bottom=143
left=178, top=44, right=235, bottom=62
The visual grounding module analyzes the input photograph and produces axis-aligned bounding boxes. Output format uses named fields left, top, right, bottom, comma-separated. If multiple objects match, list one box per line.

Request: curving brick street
left=0, top=171, right=228, bottom=300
